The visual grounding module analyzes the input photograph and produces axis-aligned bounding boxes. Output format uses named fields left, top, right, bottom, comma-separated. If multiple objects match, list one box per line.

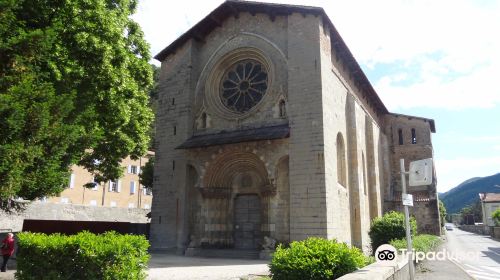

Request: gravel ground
left=147, top=253, right=270, bottom=280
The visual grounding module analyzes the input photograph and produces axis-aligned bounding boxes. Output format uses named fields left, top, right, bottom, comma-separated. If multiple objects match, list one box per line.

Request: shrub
left=16, top=231, right=150, bottom=280
left=493, top=208, right=500, bottom=226
left=369, top=211, right=417, bottom=253
left=390, top=234, right=442, bottom=253
left=269, top=237, right=372, bottom=280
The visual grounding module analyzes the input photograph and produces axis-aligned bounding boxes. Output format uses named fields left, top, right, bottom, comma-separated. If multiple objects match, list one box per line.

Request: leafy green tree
left=459, top=199, right=482, bottom=224
left=492, top=208, right=500, bottom=226
left=438, top=200, right=447, bottom=227
left=0, top=0, right=153, bottom=205
left=139, top=157, right=154, bottom=190
left=147, top=64, right=160, bottom=150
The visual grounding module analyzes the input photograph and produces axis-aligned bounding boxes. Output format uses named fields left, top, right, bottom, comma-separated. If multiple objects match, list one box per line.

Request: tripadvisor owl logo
left=375, top=244, right=397, bottom=266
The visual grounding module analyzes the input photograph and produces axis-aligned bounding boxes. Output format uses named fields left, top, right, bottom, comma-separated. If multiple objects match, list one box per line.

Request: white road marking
left=480, top=266, right=500, bottom=274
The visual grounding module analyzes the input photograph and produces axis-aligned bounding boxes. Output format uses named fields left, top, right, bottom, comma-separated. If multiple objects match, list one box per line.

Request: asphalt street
left=445, top=223, right=500, bottom=280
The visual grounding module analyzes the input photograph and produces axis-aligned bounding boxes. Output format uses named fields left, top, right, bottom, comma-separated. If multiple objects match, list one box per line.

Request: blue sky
left=133, top=0, right=500, bottom=192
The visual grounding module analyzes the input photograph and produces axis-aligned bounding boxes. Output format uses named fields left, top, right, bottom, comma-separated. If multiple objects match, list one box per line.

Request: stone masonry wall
left=286, top=13, right=329, bottom=241
left=0, top=202, right=149, bottom=233
left=383, top=114, right=441, bottom=235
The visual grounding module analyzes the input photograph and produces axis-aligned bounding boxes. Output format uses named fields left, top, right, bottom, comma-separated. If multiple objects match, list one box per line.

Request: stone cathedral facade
left=150, top=1, right=440, bottom=254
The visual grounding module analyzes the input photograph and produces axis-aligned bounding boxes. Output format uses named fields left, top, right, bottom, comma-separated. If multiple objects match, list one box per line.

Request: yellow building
left=48, top=153, right=153, bottom=209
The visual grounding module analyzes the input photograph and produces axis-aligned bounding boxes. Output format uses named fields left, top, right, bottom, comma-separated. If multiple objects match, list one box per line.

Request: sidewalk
left=415, top=259, right=473, bottom=279
left=0, top=271, right=14, bottom=280
left=148, top=253, right=270, bottom=280
left=0, top=259, right=15, bottom=280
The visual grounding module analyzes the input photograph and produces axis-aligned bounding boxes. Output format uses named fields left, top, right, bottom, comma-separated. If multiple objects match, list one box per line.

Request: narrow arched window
left=411, top=128, right=417, bottom=144
left=201, top=113, right=207, bottom=129
left=398, top=129, right=404, bottom=145
left=336, top=133, right=347, bottom=186
left=279, top=100, right=286, bottom=118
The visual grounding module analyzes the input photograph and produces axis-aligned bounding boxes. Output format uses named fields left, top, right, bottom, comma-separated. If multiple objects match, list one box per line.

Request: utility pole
left=400, top=158, right=415, bottom=280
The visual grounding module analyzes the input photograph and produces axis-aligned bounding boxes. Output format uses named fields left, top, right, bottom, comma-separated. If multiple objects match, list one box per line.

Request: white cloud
left=375, top=62, right=500, bottom=110
left=133, top=0, right=500, bottom=109
left=132, top=0, right=224, bottom=63
left=131, top=0, right=500, bottom=193
left=435, top=156, right=500, bottom=192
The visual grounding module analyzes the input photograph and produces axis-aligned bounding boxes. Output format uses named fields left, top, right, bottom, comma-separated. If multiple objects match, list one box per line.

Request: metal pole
left=400, top=159, right=415, bottom=280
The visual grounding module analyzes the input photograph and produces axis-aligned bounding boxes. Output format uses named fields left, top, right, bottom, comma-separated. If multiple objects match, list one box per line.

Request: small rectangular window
left=173, top=126, right=176, bottom=135
left=128, top=203, right=135, bottom=208
left=172, top=98, right=175, bottom=105
left=61, top=197, right=69, bottom=204
left=173, top=160, right=175, bottom=170
left=90, top=200, right=97, bottom=206
left=398, top=129, right=404, bottom=145
left=69, top=173, right=75, bottom=189
left=130, top=181, right=136, bottom=194
left=129, top=165, right=138, bottom=174
left=411, top=128, right=417, bottom=144
left=109, top=180, right=120, bottom=192
left=91, top=177, right=98, bottom=190
left=110, top=201, right=117, bottom=207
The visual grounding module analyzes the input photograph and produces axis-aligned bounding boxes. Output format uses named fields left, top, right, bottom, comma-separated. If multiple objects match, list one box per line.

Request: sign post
left=401, top=157, right=433, bottom=280
left=400, top=158, right=415, bottom=280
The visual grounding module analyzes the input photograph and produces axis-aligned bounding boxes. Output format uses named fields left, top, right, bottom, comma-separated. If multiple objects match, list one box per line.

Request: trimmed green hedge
left=269, top=237, right=372, bottom=280
left=16, top=231, right=149, bottom=280
left=390, top=234, right=442, bottom=253
left=369, top=211, right=417, bottom=253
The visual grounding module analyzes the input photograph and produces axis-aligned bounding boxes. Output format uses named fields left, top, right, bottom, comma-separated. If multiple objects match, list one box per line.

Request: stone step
left=195, top=249, right=260, bottom=259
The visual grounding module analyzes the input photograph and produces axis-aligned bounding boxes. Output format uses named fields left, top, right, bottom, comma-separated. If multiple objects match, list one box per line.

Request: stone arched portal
left=195, top=152, right=276, bottom=249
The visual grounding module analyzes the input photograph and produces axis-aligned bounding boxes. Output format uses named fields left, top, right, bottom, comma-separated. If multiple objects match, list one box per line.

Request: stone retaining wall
left=338, top=257, right=409, bottom=280
left=459, top=225, right=491, bottom=235
left=0, top=201, right=150, bottom=232
left=491, top=227, right=500, bottom=239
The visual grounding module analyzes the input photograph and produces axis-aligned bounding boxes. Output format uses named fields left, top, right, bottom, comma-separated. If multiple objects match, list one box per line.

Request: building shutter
left=130, top=181, right=136, bottom=194
left=117, top=180, right=121, bottom=192
left=69, top=174, right=75, bottom=188
left=108, top=181, right=113, bottom=192
left=137, top=166, right=141, bottom=174
left=127, top=165, right=132, bottom=174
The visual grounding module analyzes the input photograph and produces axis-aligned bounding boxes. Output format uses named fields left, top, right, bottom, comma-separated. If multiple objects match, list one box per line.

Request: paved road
left=445, top=223, right=500, bottom=280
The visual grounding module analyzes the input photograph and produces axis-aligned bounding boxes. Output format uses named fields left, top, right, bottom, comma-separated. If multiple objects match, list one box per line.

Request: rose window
left=220, top=60, right=268, bottom=113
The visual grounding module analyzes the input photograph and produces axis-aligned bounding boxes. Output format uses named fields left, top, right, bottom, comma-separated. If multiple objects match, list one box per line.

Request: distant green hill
left=439, top=173, right=500, bottom=214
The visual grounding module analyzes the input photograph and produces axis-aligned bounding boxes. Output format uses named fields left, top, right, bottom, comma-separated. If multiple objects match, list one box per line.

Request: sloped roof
left=479, top=193, right=500, bottom=203
left=176, top=124, right=290, bottom=149
left=155, top=0, right=389, bottom=115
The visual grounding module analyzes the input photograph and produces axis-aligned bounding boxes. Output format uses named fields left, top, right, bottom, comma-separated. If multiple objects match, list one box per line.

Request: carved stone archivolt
left=199, top=187, right=232, bottom=199
left=197, top=150, right=280, bottom=198
left=259, top=184, right=277, bottom=197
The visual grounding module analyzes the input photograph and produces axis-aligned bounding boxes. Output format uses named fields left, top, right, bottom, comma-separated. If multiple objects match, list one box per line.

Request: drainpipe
left=101, top=182, right=106, bottom=206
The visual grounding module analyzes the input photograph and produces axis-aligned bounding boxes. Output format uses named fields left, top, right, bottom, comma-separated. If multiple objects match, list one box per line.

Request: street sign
left=402, top=193, right=414, bottom=207
left=409, top=158, right=433, bottom=186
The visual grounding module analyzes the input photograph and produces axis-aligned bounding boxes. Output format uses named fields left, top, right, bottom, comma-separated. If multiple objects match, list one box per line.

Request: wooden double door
left=233, top=194, right=261, bottom=249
